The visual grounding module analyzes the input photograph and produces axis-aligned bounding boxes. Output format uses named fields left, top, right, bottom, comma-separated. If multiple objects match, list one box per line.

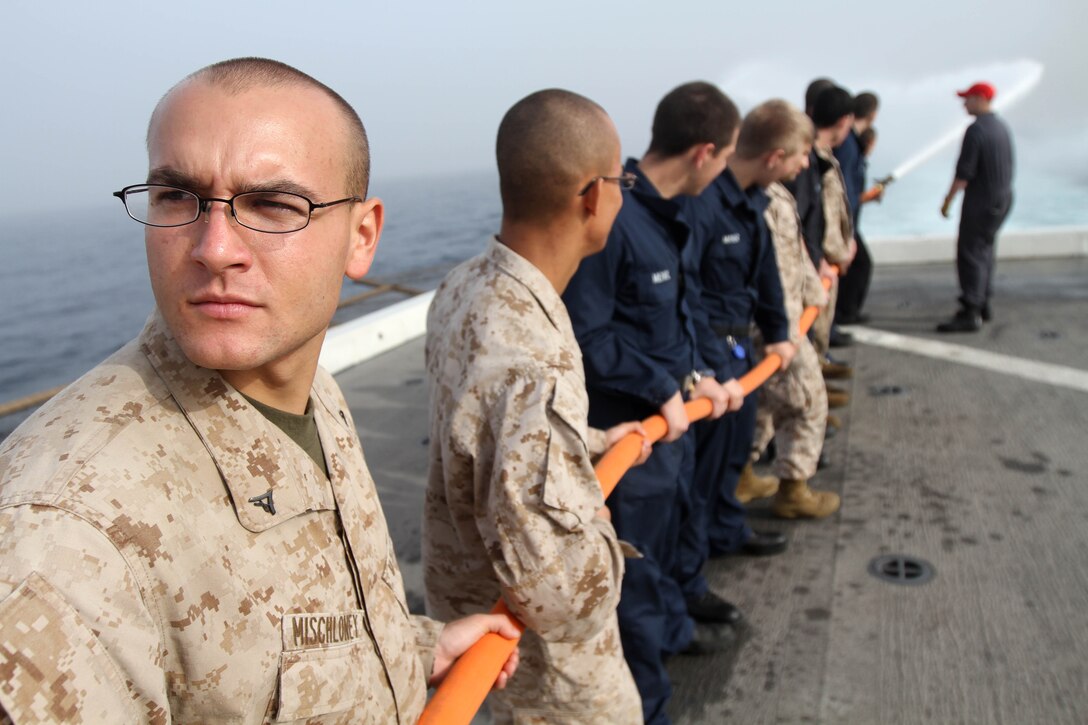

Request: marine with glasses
left=0, top=57, right=517, bottom=724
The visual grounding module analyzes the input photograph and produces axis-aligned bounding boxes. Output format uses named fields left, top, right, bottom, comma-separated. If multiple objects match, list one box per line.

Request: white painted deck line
left=319, top=291, right=434, bottom=375
left=849, top=325, right=1088, bottom=393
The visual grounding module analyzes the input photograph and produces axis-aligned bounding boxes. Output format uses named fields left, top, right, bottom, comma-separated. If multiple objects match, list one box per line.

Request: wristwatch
left=682, top=368, right=715, bottom=396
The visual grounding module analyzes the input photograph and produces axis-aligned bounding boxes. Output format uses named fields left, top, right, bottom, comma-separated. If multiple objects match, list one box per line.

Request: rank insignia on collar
left=248, top=490, right=276, bottom=515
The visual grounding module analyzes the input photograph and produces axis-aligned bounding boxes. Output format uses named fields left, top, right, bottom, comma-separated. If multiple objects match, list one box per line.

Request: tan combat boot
left=826, top=385, right=850, bottom=409
left=821, top=360, right=853, bottom=380
left=736, top=463, right=778, bottom=503
left=772, top=478, right=841, bottom=519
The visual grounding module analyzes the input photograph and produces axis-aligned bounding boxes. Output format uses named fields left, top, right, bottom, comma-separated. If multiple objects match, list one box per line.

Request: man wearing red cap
left=938, top=81, right=1014, bottom=332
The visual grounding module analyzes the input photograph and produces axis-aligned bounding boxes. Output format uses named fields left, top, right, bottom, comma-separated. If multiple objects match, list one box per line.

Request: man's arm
left=753, top=236, right=790, bottom=346
left=820, top=167, right=854, bottom=269
left=944, top=127, right=979, bottom=217
left=941, top=179, right=968, bottom=218
left=0, top=507, right=168, bottom=724
left=753, top=235, right=797, bottom=370
left=677, top=193, right=732, bottom=375
left=476, top=374, right=625, bottom=643
left=564, top=236, right=681, bottom=409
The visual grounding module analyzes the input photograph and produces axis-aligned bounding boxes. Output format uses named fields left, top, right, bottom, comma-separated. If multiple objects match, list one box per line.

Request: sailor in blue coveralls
left=679, top=113, right=797, bottom=561
left=563, top=82, right=741, bottom=725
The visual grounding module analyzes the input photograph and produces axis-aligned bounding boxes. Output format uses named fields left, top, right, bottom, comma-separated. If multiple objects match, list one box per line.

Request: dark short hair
left=853, top=91, right=880, bottom=120
left=647, top=82, right=740, bottom=157
left=805, top=78, right=835, bottom=115
left=811, top=86, right=854, bottom=129
left=152, top=57, right=371, bottom=197
left=496, top=89, right=615, bottom=223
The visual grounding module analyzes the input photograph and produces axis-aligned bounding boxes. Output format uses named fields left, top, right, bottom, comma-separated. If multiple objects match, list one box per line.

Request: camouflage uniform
left=0, top=315, right=441, bottom=724
left=752, top=183, right=830, bottom=480
left=424, top=238, right=640, bottom=724
left=812, top=145, right=854, bottom=354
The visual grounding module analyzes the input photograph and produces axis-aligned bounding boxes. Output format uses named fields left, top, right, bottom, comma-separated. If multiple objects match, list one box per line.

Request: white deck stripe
left=849, top=326, right=1088, bottom=393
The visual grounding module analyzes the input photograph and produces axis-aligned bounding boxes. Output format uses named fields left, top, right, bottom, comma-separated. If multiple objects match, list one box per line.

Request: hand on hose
left=719, top=377, right=745, bottom=413
left=431, top=614, right=521, bottom=689
left=818, top=258, right=837, bottom=284
left=604, top=420, right=652, bottom=466
left=659, top=392, right=689, bottom=442
left=691, top=376, right=730, bottom=420
left=765, top=340, right=797, bottom=371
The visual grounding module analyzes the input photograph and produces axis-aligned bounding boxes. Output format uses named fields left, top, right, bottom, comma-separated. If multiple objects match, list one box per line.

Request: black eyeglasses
left=577, top=173, right=637, bottom=196
left=113, top=184, right=361, bottom=234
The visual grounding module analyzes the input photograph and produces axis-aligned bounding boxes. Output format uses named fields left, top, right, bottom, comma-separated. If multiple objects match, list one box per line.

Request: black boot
left=981, top=302, right=993, bottom=322
left=936, top=307, right=982, bottom=333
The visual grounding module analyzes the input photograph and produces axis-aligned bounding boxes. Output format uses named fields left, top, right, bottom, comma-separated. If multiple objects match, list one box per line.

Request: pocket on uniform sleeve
left=0, top=572, right=141, bottom=724
left=539, top=380, right=601, bottom=532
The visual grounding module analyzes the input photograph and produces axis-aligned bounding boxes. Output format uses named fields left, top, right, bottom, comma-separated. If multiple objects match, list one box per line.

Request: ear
left=767, top=149, right=786, bottom=170
left=580, top=178, right=602, bottom=217
left=344, top=197, right=383, bottom=281
left=692, top=142, right=716, bottom=168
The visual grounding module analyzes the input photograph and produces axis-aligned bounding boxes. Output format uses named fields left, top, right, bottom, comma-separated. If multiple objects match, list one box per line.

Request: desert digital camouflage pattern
left=752, top=183, right=830, bottom=480
left=0, top=315, right=442, bottom=724
left=816, top=146, right=854, bottom=267
left=423, top=238, right=641, bottom=723
left=811, top=145, right=855, bottom=354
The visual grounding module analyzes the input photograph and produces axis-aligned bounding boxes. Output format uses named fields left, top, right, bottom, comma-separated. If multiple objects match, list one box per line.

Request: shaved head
left=148, top=57, right=371, bottom=196
left=496, top=89, right=617, bottom=223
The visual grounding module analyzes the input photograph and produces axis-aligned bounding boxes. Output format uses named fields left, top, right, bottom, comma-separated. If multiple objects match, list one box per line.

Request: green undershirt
left=241, top=393, right=329, bottom=478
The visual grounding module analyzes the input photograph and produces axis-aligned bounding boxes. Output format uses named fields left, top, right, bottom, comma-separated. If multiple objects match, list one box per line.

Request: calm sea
left=1, top=164, right=1085, bottom=423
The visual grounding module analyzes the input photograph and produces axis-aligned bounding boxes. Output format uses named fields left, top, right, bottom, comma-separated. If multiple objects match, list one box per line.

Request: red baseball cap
left=957, top=82, right=996, bottom=100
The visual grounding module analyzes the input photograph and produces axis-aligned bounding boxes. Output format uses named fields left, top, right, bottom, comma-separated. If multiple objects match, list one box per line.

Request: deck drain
left=868, top=554, right=935, bottom=586
left=869, top=384, right=908, bottom=397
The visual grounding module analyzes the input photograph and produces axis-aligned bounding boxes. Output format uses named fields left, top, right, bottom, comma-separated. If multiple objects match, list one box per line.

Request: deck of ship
left=344, top=256, right=1088, bottom=723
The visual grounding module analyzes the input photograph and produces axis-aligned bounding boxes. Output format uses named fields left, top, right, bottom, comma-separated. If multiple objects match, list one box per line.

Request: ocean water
left=0, top=164, right=1084, bottom=415
left=0, top=170, right=500, bottom=411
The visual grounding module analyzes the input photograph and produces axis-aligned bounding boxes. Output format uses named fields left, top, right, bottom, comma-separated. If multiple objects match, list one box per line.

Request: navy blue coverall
left=835, top=129, right=874, bottom=321
left=680, top=169, right=790, bottom=557
left=785, top=150, right=831, bottom=267
left=563, top=159, right=713, bottom=725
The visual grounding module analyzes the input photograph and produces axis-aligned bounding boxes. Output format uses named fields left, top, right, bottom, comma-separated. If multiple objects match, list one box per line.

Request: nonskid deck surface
left=343, top=257, right=1088, bottom=723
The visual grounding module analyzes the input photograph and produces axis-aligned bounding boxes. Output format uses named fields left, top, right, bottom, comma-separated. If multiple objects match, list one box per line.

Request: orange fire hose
left=419, top=275, right=834, bottom=725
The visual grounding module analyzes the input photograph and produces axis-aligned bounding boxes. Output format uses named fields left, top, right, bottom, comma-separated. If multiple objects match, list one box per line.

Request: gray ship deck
left=345, top=256, right=1088, bottom=724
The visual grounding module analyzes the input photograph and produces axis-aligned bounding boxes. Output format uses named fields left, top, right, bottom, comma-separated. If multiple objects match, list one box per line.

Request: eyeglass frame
left=577, top=173, right=637, bottom=197
left=112, top=183, right=363, bottom=234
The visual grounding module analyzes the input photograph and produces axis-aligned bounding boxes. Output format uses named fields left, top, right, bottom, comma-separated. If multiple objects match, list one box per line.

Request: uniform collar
left=714, top=168, right=769, bottom=216
left=138, top=313, right=337, bottom=533
left=714, top=167, right=747, bottom=208
left=626, top=157, right=684, bottom=221
left=487, top=237, right=571, bottom=337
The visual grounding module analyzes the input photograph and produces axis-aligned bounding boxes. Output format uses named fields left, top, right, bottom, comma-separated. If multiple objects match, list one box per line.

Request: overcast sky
left=1, top=0, right=1085, bottom=218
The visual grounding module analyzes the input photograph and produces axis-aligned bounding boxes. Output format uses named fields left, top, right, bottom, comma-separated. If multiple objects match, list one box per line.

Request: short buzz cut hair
left=853, top=91, right=880, bottom=120
left=647, top=82, right=740, bottom=157
left=811, top=85, right=854, bottom=130
left=734, top=99, right=814, bottom=160
left=496, top=89, right=615, bottom=223
left=151, top=57, right=372, bottom=197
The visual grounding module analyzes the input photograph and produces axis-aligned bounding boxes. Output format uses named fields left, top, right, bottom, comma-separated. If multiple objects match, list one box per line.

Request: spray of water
left=885, top=60, right=1044, bottom=182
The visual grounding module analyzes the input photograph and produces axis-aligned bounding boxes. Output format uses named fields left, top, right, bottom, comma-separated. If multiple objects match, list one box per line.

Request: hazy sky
left=1, top=0, right=1085, bottom=218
